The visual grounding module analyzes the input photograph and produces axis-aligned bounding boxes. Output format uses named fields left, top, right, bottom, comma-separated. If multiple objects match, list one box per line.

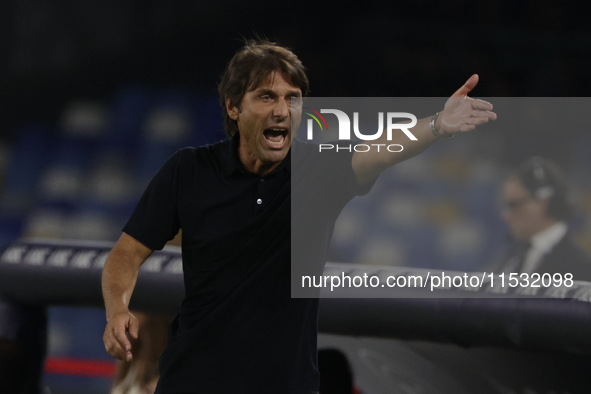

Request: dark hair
left=514, top=156, right=573, bottom=220
left=218, top=39, right=310, bottom=137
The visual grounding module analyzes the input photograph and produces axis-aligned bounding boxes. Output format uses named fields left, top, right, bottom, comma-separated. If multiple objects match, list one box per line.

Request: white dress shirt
left=520, top=222, right=567, bottom=274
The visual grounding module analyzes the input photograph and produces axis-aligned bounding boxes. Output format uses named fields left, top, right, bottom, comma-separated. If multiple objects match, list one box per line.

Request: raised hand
left=437, top=74, right=497, bottom=136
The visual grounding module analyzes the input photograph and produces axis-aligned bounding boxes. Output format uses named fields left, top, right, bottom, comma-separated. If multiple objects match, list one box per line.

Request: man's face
left=501, top=176, right=550, bottom=241
left=226, top=71, right=302, bottom=175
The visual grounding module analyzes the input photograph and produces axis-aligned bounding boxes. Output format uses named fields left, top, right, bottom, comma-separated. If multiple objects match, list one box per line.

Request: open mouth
left=263, top=128, right=288, bottom=147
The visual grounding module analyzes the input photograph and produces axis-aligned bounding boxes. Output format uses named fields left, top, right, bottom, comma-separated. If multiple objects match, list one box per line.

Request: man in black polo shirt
left=102, top=39, right=496, bottom=393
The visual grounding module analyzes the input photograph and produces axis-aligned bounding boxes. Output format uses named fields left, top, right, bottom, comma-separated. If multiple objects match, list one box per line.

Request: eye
left=259, top=94, right=272, bottom=102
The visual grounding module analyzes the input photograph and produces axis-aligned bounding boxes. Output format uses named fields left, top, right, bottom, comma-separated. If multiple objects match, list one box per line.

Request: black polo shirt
left=123, top=135, right=362, bottom=393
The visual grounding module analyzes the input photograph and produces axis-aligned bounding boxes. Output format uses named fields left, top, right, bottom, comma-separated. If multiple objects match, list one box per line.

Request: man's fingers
left=113, top=329, right=134, bottom=361
left=452, top=74, right=479, bottom=97
left=467, top=112, right=497, bottom=124
left=453, top=113, right=496, bottom=133
left=103, top=312, right=138, bottom=362
left=105, top=341, right=125, bottom=360
left=104, top=331, right=126, bottom=360
left=483, top=111, right=497, bottom=121
left=471, top=98, right=494, bottom=111
left=440, top=76, right=497, bottom=135
left=459, top=124, right=477, bottom=132
left=128, top=316, right=139, bottom=340
left=114, top=328, right=132, bottom=352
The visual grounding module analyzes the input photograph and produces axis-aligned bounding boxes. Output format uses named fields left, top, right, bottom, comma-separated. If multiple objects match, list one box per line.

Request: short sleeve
left=123, top=151, right=181, bottom=250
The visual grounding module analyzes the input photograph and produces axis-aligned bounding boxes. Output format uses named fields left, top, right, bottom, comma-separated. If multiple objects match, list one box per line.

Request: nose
left=273, top=97, right=289, bottom=119
left=501, top=206, right=518, bottom=225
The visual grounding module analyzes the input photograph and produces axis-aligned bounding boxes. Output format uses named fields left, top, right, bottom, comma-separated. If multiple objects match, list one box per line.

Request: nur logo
left=303, top=107, right=329, bottom=139
left=303, top=107, right=418, bottom=153
left=304, top=108, right=417, bottom=141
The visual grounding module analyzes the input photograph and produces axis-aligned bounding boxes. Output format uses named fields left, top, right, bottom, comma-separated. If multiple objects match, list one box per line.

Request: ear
left=225, top=98, right=239, bottom=120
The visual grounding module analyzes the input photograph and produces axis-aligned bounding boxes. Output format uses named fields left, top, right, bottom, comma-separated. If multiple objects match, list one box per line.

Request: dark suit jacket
left=495, top=232, right=591, bottom=283
left=536, top=234, right=591, bottom=282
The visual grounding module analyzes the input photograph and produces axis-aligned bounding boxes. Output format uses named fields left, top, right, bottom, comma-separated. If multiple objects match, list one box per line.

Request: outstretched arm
left=102, top=232, right=152, bottom=362
left=352, top=74, right=497, bottom=186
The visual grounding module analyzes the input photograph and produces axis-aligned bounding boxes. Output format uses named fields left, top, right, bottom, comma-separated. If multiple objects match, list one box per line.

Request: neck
left=530, top=218, right=560, bottom=240
left=238, top=150, right=281, bottom=176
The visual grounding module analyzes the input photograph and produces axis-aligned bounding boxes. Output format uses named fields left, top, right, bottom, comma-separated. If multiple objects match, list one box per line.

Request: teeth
left=267, top=135, right=285, bottom=146
left=264, top=127, right=288, bottom=147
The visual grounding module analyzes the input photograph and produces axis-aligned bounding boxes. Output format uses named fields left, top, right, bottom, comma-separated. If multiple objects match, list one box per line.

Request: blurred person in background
left=110, top=312, right=171, bottom=394
left=0, top=296, right=47, bottom=394
left=497, top=156, right=591, bottom=281
left=318, top=348, right=362, bottom=394
left=102, top=38, right=495, bottom=393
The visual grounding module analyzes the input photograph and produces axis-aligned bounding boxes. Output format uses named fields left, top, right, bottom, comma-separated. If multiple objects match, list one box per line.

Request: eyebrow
left=253, top=87, right=302, bottom=97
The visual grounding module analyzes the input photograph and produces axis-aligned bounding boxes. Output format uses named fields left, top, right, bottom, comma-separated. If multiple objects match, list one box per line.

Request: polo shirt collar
left=221, top=133, right=292, bottom=177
